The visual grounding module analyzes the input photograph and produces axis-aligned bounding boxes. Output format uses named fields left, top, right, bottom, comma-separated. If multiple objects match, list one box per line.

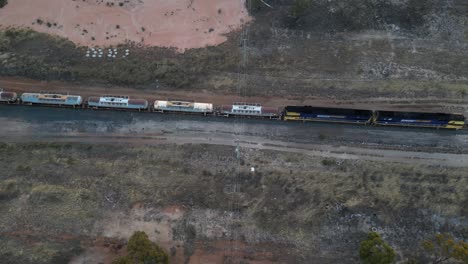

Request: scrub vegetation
left=0, top=142, right=466, bottom=262
left=359, top=232, right=395, bottom=264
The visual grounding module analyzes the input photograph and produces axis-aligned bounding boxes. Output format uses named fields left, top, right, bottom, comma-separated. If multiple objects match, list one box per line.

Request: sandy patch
left=99, top=204, right=185, bottom=243
left=71, top=204, right=285, bottom=263
left=69, top=204, right=188, bottom=263
left=0, top=0, right=250, bottom=52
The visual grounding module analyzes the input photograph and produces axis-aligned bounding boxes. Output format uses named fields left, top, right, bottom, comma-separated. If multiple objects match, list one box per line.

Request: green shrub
left=321, top=159, right=335, bottom=166
left=422, top=233, right=468, bottom=263
left=359, top=232, right=396, bottom=264
left=113, top=231, right=169, bottom=264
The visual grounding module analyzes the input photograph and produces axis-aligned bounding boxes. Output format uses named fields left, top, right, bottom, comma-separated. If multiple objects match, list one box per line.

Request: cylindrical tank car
left=21, top=92, right=82, bottom=106
left=87, top=95, right=148, bottom=110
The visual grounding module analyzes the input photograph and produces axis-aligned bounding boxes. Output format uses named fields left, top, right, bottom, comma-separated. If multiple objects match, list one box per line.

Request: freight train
left=0, top=91, right=465, bottom=130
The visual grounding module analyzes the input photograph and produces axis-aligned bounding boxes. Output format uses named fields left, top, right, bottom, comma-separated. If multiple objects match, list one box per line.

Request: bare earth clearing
left=0, top=0, right=250, bottom=51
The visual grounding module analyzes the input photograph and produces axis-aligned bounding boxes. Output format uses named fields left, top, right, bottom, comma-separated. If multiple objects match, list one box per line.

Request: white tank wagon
left=87, top=95, right=148, bottom=110
left=21, top=92, right=82, bottom=106
left=219, top=103, right=280, bottom=118
left=153, top=99, right=213, bottom=115
left=0, top=90, right=18, bottom=103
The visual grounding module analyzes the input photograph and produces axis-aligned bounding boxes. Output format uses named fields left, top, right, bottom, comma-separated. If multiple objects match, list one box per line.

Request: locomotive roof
left=285, top=106, right=372, bottom=115
left=166, top=98, right=195, bottom=102
left=376, top=111, right=465, bottom=120
left=22, top=92, right=81, bottom=97
left=233, top=102, right=261, bottom=106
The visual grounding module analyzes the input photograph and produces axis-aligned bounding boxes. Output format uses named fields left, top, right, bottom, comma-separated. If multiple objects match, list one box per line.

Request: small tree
left=422, top=233, right=468, bottom=264
left=0, top=0, right=7, bottom=8
left=359, top=232, right=396, bottom=264
left=113, top=231, right=169, bottom=264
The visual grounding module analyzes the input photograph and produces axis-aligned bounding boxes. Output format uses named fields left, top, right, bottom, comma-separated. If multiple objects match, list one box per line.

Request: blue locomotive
left=374, top=111, right=465, bottom=130
left=283, top=106, right=373, bottom=124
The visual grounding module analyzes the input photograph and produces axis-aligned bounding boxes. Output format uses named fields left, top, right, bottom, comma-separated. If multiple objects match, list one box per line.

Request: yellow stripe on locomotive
left=283, top=111, right=301, bottom=120
left=444, top=120, right=465, bottom=129
left=285, top=111, right=301, bottom=116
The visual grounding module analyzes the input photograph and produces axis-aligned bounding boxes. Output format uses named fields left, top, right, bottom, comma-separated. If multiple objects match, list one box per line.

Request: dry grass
left=0, top=142, right=466, bottom=263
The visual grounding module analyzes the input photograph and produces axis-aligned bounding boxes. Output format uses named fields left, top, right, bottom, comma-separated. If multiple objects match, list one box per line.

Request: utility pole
left=228, top=1, right=251, bottom=263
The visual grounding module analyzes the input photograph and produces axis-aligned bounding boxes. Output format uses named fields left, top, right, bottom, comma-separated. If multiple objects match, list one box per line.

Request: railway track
left=1, top=99, right=467, bottom=132
left=0, top=91, right=466, bottom=130
left=1, top=104, right=467, bottom=167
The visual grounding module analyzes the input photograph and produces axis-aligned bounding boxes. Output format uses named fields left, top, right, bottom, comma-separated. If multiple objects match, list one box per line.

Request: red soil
left=0, top=0, right=251, bottom=52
